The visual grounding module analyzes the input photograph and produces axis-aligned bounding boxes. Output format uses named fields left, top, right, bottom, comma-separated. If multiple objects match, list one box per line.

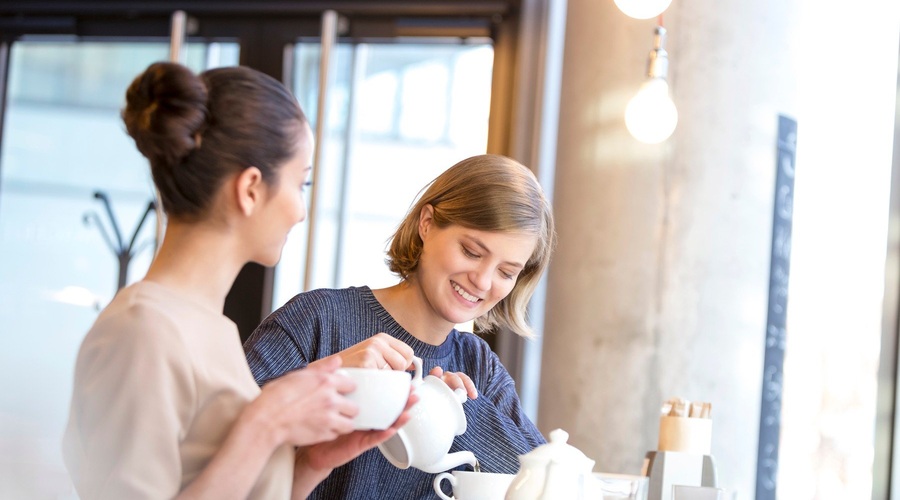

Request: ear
left=417, top=204, right=435, bottom=240
left=235, top=166, right=265, bottom=216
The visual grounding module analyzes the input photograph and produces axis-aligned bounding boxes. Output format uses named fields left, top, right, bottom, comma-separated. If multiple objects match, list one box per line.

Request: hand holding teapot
left=377, top=357, right=477, bottom=473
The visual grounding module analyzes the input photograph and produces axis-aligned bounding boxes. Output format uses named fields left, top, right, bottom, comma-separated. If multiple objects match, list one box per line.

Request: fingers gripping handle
left=411, top=356, right=424, bottom=387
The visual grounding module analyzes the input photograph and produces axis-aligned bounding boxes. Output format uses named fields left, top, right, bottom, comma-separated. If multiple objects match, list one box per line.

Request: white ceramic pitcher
left=378, top=357, right=476, bottom=473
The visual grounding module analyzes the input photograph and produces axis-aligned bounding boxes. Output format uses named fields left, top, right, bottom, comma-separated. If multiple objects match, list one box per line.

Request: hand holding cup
left=337, top=365, right=414, bottom=430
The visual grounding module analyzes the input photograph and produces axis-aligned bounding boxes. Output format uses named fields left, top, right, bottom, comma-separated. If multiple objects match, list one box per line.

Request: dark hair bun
left=122, top=62, right=208, bottom=169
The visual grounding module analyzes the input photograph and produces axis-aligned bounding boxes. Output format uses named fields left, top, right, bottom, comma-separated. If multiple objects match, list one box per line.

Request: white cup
left=337, top=367, right=411, bottom=430
left=433, top=470, right=515, bottom=500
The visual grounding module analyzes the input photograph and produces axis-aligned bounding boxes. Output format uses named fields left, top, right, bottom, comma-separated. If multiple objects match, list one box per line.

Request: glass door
left=0, top=39, right=238, bottom=499
left=275, top=40, right=496, bottom=306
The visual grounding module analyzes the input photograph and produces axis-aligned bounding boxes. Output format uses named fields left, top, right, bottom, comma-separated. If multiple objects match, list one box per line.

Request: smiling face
left=415, top=204, right=538, bottom=328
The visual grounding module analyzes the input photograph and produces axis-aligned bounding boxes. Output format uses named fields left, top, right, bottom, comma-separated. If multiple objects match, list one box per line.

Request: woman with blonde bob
left=244, top=154, right=556, bottom=499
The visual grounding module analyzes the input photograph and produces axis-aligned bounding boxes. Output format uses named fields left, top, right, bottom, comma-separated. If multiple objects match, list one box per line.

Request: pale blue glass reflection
left=276, top=42, right=493, bottom=307
left=0, top=41, right=238, bottom=498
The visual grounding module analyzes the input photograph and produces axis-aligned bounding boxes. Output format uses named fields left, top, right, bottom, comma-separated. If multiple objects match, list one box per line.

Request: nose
left=468, top=264, right=492, bottom=293
left=297, top=200, right=308, bottom=224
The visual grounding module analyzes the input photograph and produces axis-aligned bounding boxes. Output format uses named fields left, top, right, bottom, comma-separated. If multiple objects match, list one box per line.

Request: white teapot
left=377, top=357, right=477, bottom=473
left=505, top=429, right=597, bottom=500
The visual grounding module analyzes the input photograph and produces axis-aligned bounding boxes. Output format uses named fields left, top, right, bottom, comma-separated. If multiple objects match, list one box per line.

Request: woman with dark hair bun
left=62, top=62, right=415, bottom=499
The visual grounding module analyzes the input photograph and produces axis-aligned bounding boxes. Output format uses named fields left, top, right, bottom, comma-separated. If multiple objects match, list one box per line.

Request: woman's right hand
left=320, top=333, right=415, bottom=371
left=249, top=356, right=358, bottom=447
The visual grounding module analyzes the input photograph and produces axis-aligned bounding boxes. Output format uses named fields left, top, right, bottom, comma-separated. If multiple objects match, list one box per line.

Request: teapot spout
left=418, top=451, right=477, bottom=474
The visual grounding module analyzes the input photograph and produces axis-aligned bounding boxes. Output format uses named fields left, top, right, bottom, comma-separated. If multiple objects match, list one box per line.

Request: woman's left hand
left=429, top=366, right=478, bottom=400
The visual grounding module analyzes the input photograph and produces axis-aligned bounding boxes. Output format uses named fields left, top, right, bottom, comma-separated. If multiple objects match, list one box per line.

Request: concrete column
left=537, top=0, right=799, bottom=496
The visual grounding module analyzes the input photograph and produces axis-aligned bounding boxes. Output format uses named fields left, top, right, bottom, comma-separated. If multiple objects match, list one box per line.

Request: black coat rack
left=83, top=190, right=157, bottom=291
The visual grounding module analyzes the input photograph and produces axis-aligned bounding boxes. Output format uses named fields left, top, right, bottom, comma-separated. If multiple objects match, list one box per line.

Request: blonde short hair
left=386, top=154, right=555, bottom=338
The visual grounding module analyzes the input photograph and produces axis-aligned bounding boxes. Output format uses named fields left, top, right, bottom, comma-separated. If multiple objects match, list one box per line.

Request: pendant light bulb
left=625, top=79, right=678, bottom=144
left=625, top=26, right=677, bottom=144
left=614, top=0, right=673, bottom=20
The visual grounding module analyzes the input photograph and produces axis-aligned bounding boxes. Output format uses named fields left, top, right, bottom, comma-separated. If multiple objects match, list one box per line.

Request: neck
left=142, top=220, right=247, bottom=313
left=373, top=280, right=456, bottom=345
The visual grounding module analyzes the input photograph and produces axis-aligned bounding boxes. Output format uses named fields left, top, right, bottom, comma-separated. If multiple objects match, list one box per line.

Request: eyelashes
left=462, top=245, right=516, bottom=280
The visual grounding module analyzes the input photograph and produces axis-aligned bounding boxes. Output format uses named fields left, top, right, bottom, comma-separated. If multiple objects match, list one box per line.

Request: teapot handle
left=411, top=356, right=424, bottom=387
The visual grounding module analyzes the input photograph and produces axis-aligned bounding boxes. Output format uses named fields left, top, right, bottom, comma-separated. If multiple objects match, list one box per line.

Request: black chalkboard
left=755, top=114, right=797, bottom=499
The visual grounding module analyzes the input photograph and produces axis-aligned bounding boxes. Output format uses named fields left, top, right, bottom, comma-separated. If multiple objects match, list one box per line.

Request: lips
left=451, top=281, right=481, bottom=303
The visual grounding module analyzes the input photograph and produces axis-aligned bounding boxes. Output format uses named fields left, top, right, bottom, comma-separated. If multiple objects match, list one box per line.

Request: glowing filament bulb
left=614, top=0, right=673, bottom=20
left=625, top=26, right=678, bottom=144
left=626, top=78, right=678, bottom=144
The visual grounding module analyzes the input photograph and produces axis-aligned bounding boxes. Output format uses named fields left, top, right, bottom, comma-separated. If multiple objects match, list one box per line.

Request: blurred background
left=0, top=1, right=898, bottom=499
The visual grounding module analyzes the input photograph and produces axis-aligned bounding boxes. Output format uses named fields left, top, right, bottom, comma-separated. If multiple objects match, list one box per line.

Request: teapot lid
left=520, top=429, right=595, bottom=470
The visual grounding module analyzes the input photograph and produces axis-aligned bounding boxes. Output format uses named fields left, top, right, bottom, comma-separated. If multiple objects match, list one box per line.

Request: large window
left=274, top=41, right=494, bottom=305
left=0, top=40, right=238, bottom=498
left=0, top=15, right=499, bottom=500
left=776, top=2, right=899, bottom=497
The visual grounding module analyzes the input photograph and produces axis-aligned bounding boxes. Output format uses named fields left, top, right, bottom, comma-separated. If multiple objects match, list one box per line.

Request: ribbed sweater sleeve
left=243, top=286, right=546, bottom=499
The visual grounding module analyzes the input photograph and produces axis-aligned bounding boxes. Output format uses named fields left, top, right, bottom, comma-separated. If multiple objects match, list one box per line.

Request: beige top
left=63, top=281, right=294, bottom=499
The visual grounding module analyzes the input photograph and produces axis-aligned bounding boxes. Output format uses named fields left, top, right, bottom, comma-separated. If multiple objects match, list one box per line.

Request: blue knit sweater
left=243, top=286, right=545, bottom=499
